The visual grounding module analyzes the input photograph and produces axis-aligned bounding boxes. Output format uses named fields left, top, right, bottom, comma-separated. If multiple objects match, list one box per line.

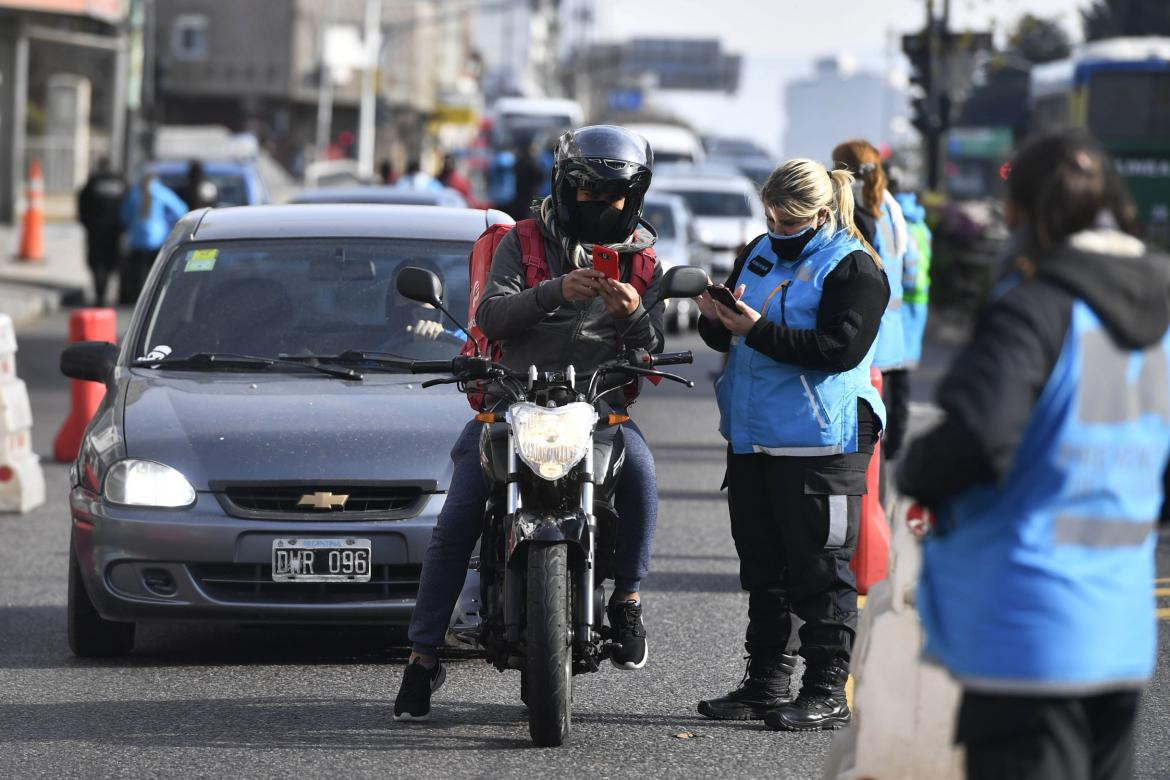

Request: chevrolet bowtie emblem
left=297, top=491, right=349, bottom=510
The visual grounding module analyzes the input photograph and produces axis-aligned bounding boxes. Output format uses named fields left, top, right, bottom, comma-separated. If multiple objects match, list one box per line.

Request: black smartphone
left=706, top=284, right=740, bottom=310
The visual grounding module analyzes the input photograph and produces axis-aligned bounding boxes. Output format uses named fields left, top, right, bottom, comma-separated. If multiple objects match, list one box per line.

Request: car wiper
left=288, top=350, right=417, bottom=372
left=133, top=352, right=363, bottom=380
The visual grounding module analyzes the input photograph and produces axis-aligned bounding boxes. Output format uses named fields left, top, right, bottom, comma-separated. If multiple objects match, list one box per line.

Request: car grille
left=189, top=563, right=423, bottom=604
left=216, top=482, right=436, bottom=521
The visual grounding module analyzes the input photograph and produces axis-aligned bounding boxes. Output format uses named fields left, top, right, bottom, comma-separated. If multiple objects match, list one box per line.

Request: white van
left=624, top=123, right=706, bottom=165
left=490, top=97, right=585, bottom=148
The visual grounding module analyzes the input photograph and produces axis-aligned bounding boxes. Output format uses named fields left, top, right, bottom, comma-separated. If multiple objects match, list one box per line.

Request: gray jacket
left=477, top=213, right=664, bottom=377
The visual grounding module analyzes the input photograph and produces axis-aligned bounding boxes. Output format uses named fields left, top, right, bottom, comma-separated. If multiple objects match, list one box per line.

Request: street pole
left=357, top=0, right=381, bottom=179
left=315, top=0, right=335, bottom=162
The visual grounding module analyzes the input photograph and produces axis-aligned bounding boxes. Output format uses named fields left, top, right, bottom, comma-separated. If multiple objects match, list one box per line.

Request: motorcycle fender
left=506, top=508, right=588, bottom=563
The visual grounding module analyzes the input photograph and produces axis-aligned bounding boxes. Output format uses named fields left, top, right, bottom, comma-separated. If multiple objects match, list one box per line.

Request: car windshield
left=1087, top=70, right=1170, bottom=145
left=641, top=202, right=677, bottom=239
left=137, top=238, right=472, bottom=364
left=665, top=189, right=752, bottom=218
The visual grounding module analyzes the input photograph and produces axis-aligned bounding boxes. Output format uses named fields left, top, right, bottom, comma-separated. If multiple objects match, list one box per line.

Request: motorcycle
left=396, top=265, right=707, bottom=746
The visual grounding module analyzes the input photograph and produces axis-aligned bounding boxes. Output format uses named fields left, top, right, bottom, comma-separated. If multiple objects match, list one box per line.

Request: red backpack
left=461, top=218, right=656, bottom=410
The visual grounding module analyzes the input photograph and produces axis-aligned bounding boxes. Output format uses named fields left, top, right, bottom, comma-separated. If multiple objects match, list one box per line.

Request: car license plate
left=271, top=538, right=372, bottom=582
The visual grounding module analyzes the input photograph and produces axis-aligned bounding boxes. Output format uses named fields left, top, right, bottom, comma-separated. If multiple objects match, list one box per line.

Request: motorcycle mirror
left=396, top=266, right=444, bottom=307
left=660, top=266, right=709, bottom=300
left=395, top=265, right=479, bottom=355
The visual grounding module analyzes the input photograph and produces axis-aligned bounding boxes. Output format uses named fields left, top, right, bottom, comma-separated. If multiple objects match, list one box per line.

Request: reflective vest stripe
left=1052, top=516, right=1154, bottom=547
left=827, top=495, right=848, bottom=548
left=752, top=444, right=844, bottom=456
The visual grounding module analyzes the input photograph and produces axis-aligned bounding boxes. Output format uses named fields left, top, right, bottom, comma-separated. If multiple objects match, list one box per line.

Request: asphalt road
left=2, top=310, right=1168, bottom=779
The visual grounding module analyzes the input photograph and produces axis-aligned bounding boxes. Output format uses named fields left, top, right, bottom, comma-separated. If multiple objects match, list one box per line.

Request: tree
left=1009, top=14, right=1071, bottom=64
left=1082, top=0, right=1170, bottom=40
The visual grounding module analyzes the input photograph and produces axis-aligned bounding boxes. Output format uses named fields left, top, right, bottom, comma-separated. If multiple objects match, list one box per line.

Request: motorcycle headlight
left=104, top=459, right=197, bottom=508
left=507, top=402, right=597, bottom=481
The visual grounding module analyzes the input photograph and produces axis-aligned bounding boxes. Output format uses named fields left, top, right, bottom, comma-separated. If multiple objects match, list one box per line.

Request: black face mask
left=575, top=201, right=628, bottom=245
left=768, top=224, right=819, bottom=261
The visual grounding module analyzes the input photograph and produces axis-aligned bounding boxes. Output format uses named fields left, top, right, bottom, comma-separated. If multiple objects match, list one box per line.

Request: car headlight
left=507, top=401, right=597, bottom=481
left=104, top=459, right=197, bottom=508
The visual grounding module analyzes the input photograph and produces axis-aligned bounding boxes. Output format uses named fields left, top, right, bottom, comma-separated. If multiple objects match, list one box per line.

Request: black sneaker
left=607, top=599, right=648, bottom=670
left=393, top=658, right=446, bottom=721
left=697, top=653, right=797, bottom=720
left=764, top=661, right=851, bottom=731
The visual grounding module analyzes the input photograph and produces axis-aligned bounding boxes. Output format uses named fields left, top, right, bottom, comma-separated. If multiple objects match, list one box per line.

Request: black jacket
left=897, top=228, right=1170, bottom=506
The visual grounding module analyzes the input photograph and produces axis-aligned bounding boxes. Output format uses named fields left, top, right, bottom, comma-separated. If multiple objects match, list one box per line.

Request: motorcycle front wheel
left=525, top=543, right=572, bottom=747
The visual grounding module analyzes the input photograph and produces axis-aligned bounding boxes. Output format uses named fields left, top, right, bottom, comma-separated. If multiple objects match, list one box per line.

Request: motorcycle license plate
left=271, top=538, right=372, bottom=582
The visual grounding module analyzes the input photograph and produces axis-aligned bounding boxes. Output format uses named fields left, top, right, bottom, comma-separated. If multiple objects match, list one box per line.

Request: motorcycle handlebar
left=410, top=359, right=455, bottom=374
left=650, top=351, right=693, bottom=367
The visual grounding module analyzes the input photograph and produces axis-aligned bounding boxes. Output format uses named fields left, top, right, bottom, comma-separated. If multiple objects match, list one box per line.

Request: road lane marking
left=1156, top=588, right=1170, bottom=597
left=1158, top=608, right=1170, bottom=620
left=1157, top=578, right=1170, bottom=584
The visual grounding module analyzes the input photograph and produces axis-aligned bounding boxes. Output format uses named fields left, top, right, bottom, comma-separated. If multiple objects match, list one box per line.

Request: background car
left=651, top=167, right=767, bottom=278
left=641, top=192, right=710, bottom=332
left=149, top=158, right=270, bottom=208
left=291, top=185, right=468, bottom=208
left=63, top=204, right=512, bottom=656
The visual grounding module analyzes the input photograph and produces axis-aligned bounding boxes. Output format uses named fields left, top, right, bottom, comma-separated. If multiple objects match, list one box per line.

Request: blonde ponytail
left=829, top=168, right=882, bottom=269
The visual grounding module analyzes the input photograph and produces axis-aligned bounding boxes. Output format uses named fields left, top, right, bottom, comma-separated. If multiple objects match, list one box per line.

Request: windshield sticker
left=143, top=345, right=172, bottom=362
left=184, top=248, right=219, bottom=272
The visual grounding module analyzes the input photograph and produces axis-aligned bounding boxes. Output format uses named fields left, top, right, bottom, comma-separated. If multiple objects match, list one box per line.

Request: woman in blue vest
left=833, top=141, right=912, bottom=463
left=898, top=130, right=1170, bottom=780
left=118, top=170, right=188, bottom=304
left=695, top=159, right=889, bottom=731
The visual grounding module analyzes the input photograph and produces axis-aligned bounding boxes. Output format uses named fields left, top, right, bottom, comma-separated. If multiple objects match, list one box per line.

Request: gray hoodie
left=476, top=199, right=664, bottom=378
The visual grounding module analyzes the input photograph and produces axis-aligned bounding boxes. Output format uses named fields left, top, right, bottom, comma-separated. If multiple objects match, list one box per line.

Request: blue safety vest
left=919, top=299, right=1170, bottom=693
left=871, top=200, right=905, bottom=370
left=715, top=227, right=886, bottom=456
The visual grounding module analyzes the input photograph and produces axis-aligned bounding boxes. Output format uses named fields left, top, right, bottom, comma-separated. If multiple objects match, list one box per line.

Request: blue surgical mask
left=768, top=224, right=818, bottom=261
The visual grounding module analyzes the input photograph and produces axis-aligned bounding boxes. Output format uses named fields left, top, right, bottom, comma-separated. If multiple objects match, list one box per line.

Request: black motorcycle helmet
left=551, top=125, right=654, bottom=243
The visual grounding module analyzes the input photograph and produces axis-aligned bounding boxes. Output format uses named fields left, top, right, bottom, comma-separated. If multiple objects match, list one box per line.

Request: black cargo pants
left=724, top=445, right=870, bottom=669
left=957, top=690, right=1139, bottom=780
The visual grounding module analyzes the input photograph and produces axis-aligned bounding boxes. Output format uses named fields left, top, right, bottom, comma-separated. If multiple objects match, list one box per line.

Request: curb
left=0, top=279, right=84, bottom=326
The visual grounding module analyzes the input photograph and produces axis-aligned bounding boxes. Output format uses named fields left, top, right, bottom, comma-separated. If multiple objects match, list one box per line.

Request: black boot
left=764, top=660, right=851, bottom=731
left=697, top=652, right=798, bottom=720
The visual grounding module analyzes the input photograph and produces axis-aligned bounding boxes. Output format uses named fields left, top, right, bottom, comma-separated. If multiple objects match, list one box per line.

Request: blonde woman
left=695, top=159, right=889, bottom=731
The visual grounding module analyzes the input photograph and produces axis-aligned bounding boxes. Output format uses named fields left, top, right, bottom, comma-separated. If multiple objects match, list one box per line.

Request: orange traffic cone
left=18, top=158, right=44, bottom=262
left=850, top=367, right=891, bottom=594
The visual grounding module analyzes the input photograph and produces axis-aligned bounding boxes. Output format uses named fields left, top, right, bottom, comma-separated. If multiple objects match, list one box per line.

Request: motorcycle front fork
left=501, top=434, right=601, bottom=650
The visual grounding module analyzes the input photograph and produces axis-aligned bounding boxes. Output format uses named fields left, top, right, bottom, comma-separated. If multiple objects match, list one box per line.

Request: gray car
left=641, top=192, right=710, bottom=333
left=62, top=204, right=511, bottom=656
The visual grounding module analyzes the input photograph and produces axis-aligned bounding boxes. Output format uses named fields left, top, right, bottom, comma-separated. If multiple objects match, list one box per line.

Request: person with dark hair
left=77, top=157, right=125, bottom=306
left=695, top=158, right=889, bottom=731
left=510, top=142, right=544, bottom=219
left=118, top=170, right=188, bottom=304
left=394, top=125, right=665, bottom=722
left=378, top=158, right=397, bottom=185
left=898, top=129, right=1170, bottom=780
left=832, top=141, right=911, bottom=465
left=179, top=159, right=216, bottom=211
left=437, top=153, right=476, bottom=205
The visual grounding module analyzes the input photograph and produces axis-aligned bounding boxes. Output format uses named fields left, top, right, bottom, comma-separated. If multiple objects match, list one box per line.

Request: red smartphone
left=592, top=245, right=620, bottom=280
left=706, top=284, right=740, bottom=309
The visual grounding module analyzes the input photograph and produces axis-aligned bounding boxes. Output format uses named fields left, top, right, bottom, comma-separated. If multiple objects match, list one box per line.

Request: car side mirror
left=61, top=341, right=119, bottom=384
left=396, top=266, right=444, bottom=307
left=660, top=266, right=709, bottom=299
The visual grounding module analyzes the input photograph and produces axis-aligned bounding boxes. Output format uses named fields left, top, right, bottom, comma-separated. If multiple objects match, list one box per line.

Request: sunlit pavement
left=1, top=315, right=1167, bottom=778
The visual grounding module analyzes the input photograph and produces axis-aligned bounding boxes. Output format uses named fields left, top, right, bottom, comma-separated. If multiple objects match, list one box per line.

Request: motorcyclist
left=394, top=125, right=665, bottom=721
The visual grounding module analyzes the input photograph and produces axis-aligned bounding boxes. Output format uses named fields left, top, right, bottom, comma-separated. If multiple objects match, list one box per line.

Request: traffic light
left=902, top=33, right=933, bottom=135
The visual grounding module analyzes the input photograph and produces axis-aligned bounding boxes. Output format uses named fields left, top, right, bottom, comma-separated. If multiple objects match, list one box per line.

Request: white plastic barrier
left=0, top=314, right=45, bottom=513
left=825, top=501, right=964, bottom=780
